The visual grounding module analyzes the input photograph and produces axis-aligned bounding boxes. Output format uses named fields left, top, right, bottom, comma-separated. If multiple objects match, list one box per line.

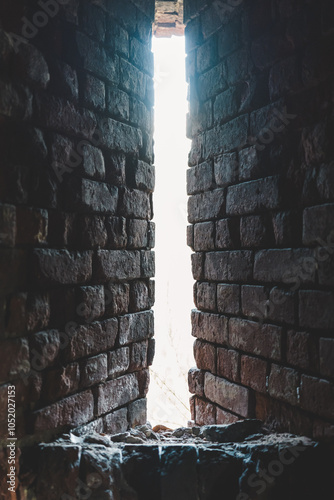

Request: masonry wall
left=0, top=0, right=155, bottom=446
left=185, top=0, right=334, bottom=439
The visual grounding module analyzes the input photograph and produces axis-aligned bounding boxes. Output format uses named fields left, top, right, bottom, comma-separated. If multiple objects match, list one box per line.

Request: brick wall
left=0, top=0, right=155, bottom=445
left=185, top=0, right=334, bottom=439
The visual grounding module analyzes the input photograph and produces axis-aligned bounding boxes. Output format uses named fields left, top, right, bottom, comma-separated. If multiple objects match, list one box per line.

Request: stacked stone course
left=185, top=0, right=334, bottom=438
left=0, top=0, right=155, bottom=445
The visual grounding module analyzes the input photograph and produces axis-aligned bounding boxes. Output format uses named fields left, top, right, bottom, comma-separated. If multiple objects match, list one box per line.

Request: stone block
left=108, top=347, right=130, bottom=378
left=97, top=373, right=139, bottom=415
left=191, top=310, right=228, bottom=345
left=119, top=311, right=154, bottom=345
left=204, top=372, right=251, bottom=418
left=241, top=355, right=267, bottom=393
left=229, top=318, right=282, bottom=361
left=80, top=354, right=108, bottom=388
left=32, top=249, right=92, bottom=286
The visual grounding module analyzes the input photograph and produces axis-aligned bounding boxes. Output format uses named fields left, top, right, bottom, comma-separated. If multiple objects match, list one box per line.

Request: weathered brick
left=204, top=251, right=253, bottom=282
left=32, top=390, right=94, bottom=432
left=32, top=249, right=92, bottom=286
left=106, top=86, right=129, bottom=120
left=45, top=363, right=80, bottom=401
left=217, top=284, right=240, bottom=315
left=203, top=252, right=228, bottom=281
left=238, top=146, right=260, bottom=182
left=269, top=364, right=299, bottom=406
left=103, top=407, right=128, bottom=434
left=75, top=31, right=118, bottom=83
left=76, top=285, right=105, bottom=322
left=198, top=63, right=227, bottom=101
left=95, top=250, right=141, bottom=281
left=191, top=310, right=228, bottom=345
left=215, top=219, right=234, bottom=249
left=130, top=280, right=153, bottom=312
left=216, top=407, right=239, bottom=425
left=300, top=375, right=334, bottom=419
left=82, top=73, right=105, bottom=111
left=80, top=354, right=108, bottom=388
left=254, top=249, right=316, bottom=284
left=204, top=372, right=250, bottom=418
left=302, top=204, right=334, bottom=246
left=195, top=282, right=216, bottom=312
left=299, top=290, right=334, bottom=329
left=287, top=330, right=318, bottom=371
left=240, top=215, right=268, bottom=247
left=188, top=367, right=205, bottom=396
left=130, top=340, right=148, bottom=371
left=105, top=282, right=130, bottom=316
left=213, top=88, right=239, bottom=125
left=108, top=347, right=130, bottom=378
left=128, top=160, right=155, bottom=193
left=80, top=144, right=105, bottom=180
left=49, top=60, right=78, bottom=102
left=121, top=188, right=151, bottom=219
left=204, top=115, right=249, bottom=158
left=267, top=287, right=295, bottom=325
left=128, top=398, right=147, bottom=427
left=0, top=338, right=29, bottom=382
left=140, top=250, right=155, bottom=277
left=241, top=355, right=267, bottom=393
left=319, top=337, right=334, bottom=378
left=64, top=319, right=118, bottom=362
left=188, top=189, right=225, bottom=223
left=217, top=348, right=240, bottom=382
left=106, top=19, right=129, bottom=56
left=105, top=216, right=127, bottom=248
left=120, top=58, right=147, bottom=100
left=97, top=116, right=143, bottom=153
left=194, top=221, right=215, bottom=251
left=229, top=318, right=282, bottom=360
left=68, top=177, right=118, bottom=214
left=197, top=36, right=217, bottom=74
left=194, top=397, right=216, bottom=426
left=187, top=162, right=214, bottom=195
left=127, top=219, right=148, bottom=248
left=97, top=372, right=139, bottom=415
left=214, top=152, right=238, bottom=187
left=30, top=330, right=61, bottom=371
left=226, top=176, right=281, bottom=215
left=272, top=211, right=294, bottom=246
left=0, top=204, right=16, bottom=247
left=194, top=339, right=216, bottom=371
left=119, top=310, right=154, bottom=345
left=191, top=252, right=204, bottom=280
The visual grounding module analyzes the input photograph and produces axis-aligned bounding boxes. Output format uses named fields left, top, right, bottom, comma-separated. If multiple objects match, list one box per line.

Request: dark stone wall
left=185, top=0, right=334, bottom=439
left=0, top=0, right=155, bottom=446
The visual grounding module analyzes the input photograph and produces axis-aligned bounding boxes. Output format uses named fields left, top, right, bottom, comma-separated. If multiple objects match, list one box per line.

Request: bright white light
left=147, top=36, right=194, bottom=428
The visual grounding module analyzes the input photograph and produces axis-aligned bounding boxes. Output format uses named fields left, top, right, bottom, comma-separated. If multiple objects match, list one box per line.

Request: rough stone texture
left=0, top=0, right=155, bottom=449
left=186, top=0, right=334, bottom=436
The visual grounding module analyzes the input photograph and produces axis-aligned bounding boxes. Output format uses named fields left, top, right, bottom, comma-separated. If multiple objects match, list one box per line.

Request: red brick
left=319, top=337, right=334, bottom=378
left=241, top=285, right=268, bottom=319
left=137, top=368, right=150, bottom=397
left=194, top=397, right=216, bottom=426
left=300, top=375, right=334, bottom=419
left=269, top=364, right=299, bottom=406
left=241, top=355, right=267, bottom=393
left=103, top=407, right=128, bottom=434
left=188, top=189, right=225, bottom=223
left=195, top=282, right=216, bottom=312
left=217, top=348, right=240, bottom=382
left=97, top=373, right=139, bottom=415
left=80, top=354, right=108, bottom=388
left=32, top=390, right=94, bottom=432
left=128, top=398, right=147, bottom=427
left=64, top=319, right=118, bottom=361
left=204, top=372, right=250, bottom=418
left=287, top=330, right=318, bottom=371
left=119, top=311, right=154, bottom=345
left=191, top=310, right=228, bottom=345
left=76, top=285, right=105, bottom=322
left=188, top=368, right=205, bottom=397
left=45, top=363, right=80, bottom=402
left=217, top=284, right=240, bottom=314
left=229, top=318, right=282, bottom=361
left=216, top=407, right=240, bottom=425
left=194, top=340, right=216, bottom=372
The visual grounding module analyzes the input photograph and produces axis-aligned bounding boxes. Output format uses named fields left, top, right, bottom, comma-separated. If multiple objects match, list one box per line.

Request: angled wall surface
left=0, top=0, right=155, bottom=446
left=185, top=0, right=334, bottom=439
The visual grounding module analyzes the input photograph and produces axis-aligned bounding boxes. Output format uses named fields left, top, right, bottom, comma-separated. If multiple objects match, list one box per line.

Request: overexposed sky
left=147, top=36, right=194, bottom=428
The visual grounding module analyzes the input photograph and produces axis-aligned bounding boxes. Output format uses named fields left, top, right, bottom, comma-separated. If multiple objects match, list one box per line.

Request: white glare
left=147, top=36, right=194, bottom=428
